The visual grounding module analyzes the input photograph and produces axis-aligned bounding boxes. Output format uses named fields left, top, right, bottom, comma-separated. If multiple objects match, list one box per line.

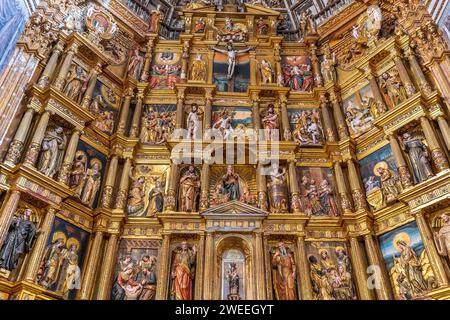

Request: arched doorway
left=214, top=235, right=254, bottom=300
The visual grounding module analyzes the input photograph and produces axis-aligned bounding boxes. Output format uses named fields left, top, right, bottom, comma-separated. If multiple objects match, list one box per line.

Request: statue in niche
left=37, top=237, right=64, bottom=288
left=179, top=166, right=200, bottom=212
left=255, top=17, right=269, bottom=36
left=267, top=164, right=288, bottom=213
left=379, top=72, right=407, bottom=108
left=271, top=242, right=297, bottom=300
left=213, top=17, right=248, bottom=42
left=140, top=107, right=176, bottom=145
left=344, top=98, right=374, bottom=135
left=38, top=127, right=66, bottom=178
left=193, top=18, right=205, bottom=33
left=226, top=262, right=240, bottom=300
left=215, top=165, right=249, bottom=203
left=301, top=176, right=324, bottom=216
left=127, top=45, right=144, bottom=79
left=145, top=178, right=165, bottom=216
left=291, top=110, right=324, bottom=145
left=374, top=161, right=400, bottom=203
left=171, top=241, right=197, bottom=300
left=112, top=254, right=157, bottom=300
left=401, top=133, right=433, bottom=183
left=0, top=208, right=37, bottom=272
left=212, top=111, right=234, bottom=140
left=365, top=4, right=383, bottom=46
left=137, top=255, right=157, bottom=300
left=190, top=55, right=206, bottom=82
left=149, top=5, right=162, bottom=34
left=259, top=59, right=273, bottom=84
left=393, top=238, right=429, bottom=298
left=211, top=41, right=252, bottom=80
left=64, top=65, right=87, bottom=103
left=94, top=110, right=115, bottom=135
left=186, top=104, right=202, bottom=139
left=262, top=104, right=279, bottom=141
left=127, top=174, right=146, bottom=217
left=318, top=180, right=339, bottom=217
left=434, top=213, right=450, bottom=262
left=60, top=242, right=81, bottom=300
left=69, top=151, right=87, bottom=197
left=80, top=159, right=102, bottom=207
left=320, top=45, right=337, bottom=84
left=299, top=11, right=317, bottom=40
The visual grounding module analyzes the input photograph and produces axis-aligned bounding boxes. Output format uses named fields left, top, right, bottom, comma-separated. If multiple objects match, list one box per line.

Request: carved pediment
left=201, top=200, right=268, bottom=217
left=244, top=4, right=280, bottom=16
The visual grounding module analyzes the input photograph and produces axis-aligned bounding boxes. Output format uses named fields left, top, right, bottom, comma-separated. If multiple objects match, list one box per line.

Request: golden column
left=23, top=110, right=50, bottom=166
left=164, top=163, right=178, bottom=211
left=420, top=116, right=449, bottom=171
left=129, top=90, right=144, bottom=138
left=257, top=163, right=268, bottom=211
left=319, top=94, right=337, bottom=142
left=101, top=155, right=119, bottom=208
left=279, top=92, right=291, bottom=141
left=436, top=115, right=450, bottom=150
left=23, top=206, right=56, bottom=281
left=175, top=87, right=186, bottom=129
left=140, top=37, right=155, bottom=82
left=203, top=89, right=213, bottom=131
left=117, top=87, right=133, bottom=135
left=251, top=91, right=261, bottom=130
left=296, top=235, right=313, bottom=300
left=181, top=39, right=190, bottom=82
left=309, top=43, right=323, bottom=87
left=114, top=157, right=132, bottom=210
left=207, top=50, right=214, bottom=84
left=156, top=233, right=171, bottom=300
left=333, top=161, right=353, bottom=214
left=405, top=48, right=433, bottom=96
left=194, top=233, right=205, bottom=299
left=37, top=40, right=65, bottom=88
left=96, top=233, right=119, bottom=299
left=203, top=231, right=214, bottom=299
left=4, top=106, right=36, bottom=165
left=364, top=233, right=393, bottom=300
left=79, top=231, right=104, bottom=299
left=254, top=231, right=266, bottom=299
left=288, top=161, right=301, bottom=213
left=274, top=42, right=282, bottom=84
left=249, top=50, right=257, bottom=86
left=199, top=163, right=210, bottom=210
left=57, top=130, right=81, bottom=185
left=414, top=211, right=449, bottom=287
left=347, top=159, right=368, bottom=211
left=330, top=92, right=349, bottom=140
left=388, top=134, right=413, bottom=188
left=80, top=64, right=102, bottom=109
left=391, top=48, right=416, bottom=97
left=53, top=43, right=78, bottom=91
left=0, top=190, right=21, bottom=245
left=349, top=236, right=375, bottom=300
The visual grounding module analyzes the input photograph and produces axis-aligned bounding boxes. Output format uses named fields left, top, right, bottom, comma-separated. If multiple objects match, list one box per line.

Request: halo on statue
left=52, top=231, right=67, bottom=245
left=66, top=237, right=80, bottom=251
left=373, top=161, right=389, bottom=176
left=393, top=232, right=411, bottom=252
left=334, top=246, right=345, bottom=253
left=318, top=248, right=329, bottom=256
left=90, top=158, right=103, bottom=170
